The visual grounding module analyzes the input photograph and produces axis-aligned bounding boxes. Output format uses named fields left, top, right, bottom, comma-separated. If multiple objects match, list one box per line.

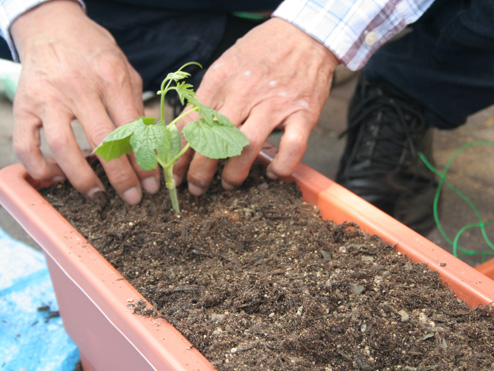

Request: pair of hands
left=11, top=1, right=338, bottom=204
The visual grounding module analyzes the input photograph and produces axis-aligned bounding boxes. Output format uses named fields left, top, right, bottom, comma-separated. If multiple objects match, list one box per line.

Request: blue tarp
left=0, top=227, right=80, bottom=370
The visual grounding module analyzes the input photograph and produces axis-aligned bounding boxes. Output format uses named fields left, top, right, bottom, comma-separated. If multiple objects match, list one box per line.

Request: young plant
left=94, top=62, right=249, bottom=213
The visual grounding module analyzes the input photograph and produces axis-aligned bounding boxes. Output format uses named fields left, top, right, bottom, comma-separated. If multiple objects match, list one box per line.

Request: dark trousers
left=365, top=0, right=494, bottom=129
left=84, top=0, right=280, bottom=91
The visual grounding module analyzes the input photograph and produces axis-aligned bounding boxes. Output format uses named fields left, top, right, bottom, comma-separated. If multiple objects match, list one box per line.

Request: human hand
left=11, top=0, right=159, bottom=204
left=173, top=17, right=339, bottom=196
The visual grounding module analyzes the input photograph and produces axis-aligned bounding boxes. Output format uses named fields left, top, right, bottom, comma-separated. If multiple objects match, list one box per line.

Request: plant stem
left=159, top=80, right=174, bottom=123
left=166, top=143, right=191, bottom=168
left=156, top=61, right=203, bottom=214
left=167, top=107, right=199, bottom=129
left=164, top=165, right=180, bottom=214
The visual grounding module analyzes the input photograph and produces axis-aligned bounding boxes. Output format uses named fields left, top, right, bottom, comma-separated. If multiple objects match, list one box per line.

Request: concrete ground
left=0, top=69, right=493, bottom=268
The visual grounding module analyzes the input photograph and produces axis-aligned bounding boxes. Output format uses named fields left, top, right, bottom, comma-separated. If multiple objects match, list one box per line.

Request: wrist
left=11, top=0, right=85, bottom=59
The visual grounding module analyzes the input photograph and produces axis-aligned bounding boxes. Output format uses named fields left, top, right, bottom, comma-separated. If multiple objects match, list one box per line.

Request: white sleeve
left=273, top=0, right=434, bottom=70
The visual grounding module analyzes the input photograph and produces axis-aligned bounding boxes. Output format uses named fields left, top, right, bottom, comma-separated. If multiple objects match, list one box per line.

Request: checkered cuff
left=273, top=0, right=433, bottom=71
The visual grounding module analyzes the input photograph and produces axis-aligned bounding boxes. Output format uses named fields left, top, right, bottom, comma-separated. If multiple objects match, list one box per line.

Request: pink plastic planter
left=1, top=142, right=493, bottom=370
left=476, top=259, right=494, bottom=280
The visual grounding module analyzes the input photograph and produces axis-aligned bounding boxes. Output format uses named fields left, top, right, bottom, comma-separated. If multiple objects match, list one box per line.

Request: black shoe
left=336, top=77, right=439, bottom=235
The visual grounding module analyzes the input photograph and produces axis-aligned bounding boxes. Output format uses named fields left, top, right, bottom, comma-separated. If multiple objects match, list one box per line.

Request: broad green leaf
left=168, top=125, right=183, bottom=164
left=129, top=120, right=166, bottom=170
left=197, top=104, right=233, bottom=126
left=93, top=119, right=141, bottom=161
left=183, top=119, right=249, bottom=159
left=141, top=117, right=157, bottom=126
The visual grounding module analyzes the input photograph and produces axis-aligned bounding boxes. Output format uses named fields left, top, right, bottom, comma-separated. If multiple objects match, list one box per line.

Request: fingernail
left=222, top=180, right=238, bottom=191
left=173, top=173, right=183, bottom=187
left=142, top=176, right=160, bottom=194
left=87, top=187, right=104, bottom=198
left=188, top=183, right=206, bottom=196
left=123, top=186, right=142, bottom=205
left=50, top=175, right=65, bottom=183
left=266, top=169, right=279, bottom=180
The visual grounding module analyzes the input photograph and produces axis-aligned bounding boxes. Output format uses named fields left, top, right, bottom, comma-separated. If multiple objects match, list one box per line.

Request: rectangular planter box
left=1, top=143, right=493, bottom=370
left=476, top=259, right=494, bottom=280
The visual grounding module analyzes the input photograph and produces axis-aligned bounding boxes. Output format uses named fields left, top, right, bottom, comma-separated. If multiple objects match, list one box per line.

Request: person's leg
left=85, top=1, right=225, bottom=92
left=0, top=39, right=12, bottom=60
left=337, top=0, right=494, bottom=235
left=364, top=0, right=494, bottom=129
left=84, top=0, right=280, bottom=92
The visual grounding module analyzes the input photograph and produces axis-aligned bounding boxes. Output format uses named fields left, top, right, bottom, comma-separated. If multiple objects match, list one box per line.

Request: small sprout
left=94, top=62, right=249, bottom=213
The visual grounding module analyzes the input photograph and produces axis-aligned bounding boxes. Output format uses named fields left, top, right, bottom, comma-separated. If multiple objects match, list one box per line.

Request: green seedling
left=94, top=62, right=249, bottom=213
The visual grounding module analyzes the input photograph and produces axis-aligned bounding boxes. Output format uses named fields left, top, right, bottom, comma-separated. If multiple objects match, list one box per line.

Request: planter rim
left=1, top=143, right=493, bottom=370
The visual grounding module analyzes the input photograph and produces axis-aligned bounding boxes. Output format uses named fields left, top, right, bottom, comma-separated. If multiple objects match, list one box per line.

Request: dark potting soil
left=42, top=161, right=494, bottom=371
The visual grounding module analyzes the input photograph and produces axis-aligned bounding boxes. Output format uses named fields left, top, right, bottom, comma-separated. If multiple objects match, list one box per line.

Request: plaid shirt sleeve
left=273, top=0, right=434, bottom=70
left=0, top=0, right=85, bottom=61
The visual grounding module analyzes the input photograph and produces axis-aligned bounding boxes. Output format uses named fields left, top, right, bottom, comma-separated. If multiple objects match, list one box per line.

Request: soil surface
left=42, top=161, right=494, bottom=371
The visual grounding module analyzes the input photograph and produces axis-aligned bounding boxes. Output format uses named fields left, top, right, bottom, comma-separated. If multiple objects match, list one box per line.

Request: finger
left=172, top=137, right=194, bottom=187
left=41, top=108, right=106, bottom=196
left=219, top=101, right=284, bottom=191
left=74, top=94, right=143, bottom=204
left=12, top=109, right=66, bottom=183
left=101, top=65, right=160, bottom=194
left=266, top=111, right=313, bottom=179
left=186, top=154, right=219, bottom=196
